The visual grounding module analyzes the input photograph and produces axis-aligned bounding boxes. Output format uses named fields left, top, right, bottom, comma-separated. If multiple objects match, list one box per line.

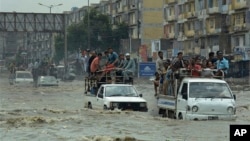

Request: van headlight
left=140, top=103, right=146, bottom=107
left=111, top=102, right=119, bottom=107
left=192, top=106, right=199, bottom=112
left=227, top=107, right=234, bottom=114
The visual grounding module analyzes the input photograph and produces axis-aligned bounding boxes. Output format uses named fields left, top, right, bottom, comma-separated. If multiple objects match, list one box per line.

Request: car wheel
left=103, top=105, right=108, bottom=110
left=88, top=101, right=92, bottom=109
left=178, top=113, right=183, bottom=120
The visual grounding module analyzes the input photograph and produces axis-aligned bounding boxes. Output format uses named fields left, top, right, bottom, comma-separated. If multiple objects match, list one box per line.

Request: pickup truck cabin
left=157, top=69, right=236, bottom=120
left=89, top=84, right=148, bottom=112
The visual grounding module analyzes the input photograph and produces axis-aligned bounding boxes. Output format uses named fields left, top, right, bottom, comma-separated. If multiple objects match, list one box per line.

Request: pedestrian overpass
left=0, top=12, right=68, bottom=63
left=0, top=12, right=65, bottom=32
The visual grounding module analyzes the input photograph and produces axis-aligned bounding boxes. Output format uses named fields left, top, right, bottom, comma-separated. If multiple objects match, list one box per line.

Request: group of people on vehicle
left=154, top=50, right=229, bottom=96
left=83, top=47, right=136, bottom=84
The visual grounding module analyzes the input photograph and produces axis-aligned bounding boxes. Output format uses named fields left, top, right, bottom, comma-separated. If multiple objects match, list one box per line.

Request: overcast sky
left=0, top=0, right=100, bottom=13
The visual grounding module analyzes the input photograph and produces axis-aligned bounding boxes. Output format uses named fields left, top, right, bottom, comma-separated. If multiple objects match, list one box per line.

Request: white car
left=89, top=84, right=148, bottom=112
left=10, top=71, right=33, bottom=86
left=37, top=76, right=59, bottom=86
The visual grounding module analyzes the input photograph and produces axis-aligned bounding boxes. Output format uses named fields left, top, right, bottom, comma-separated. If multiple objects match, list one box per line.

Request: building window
left=209, top=0, right=213, bottom=8
left=123, top=0, right=127, bottom=6
left=169, top=8, right=172, bottom=16
left=235, top=15, right=240, bottom=25
left=235, top=37, right=239, bottom=46
left=198, top=0, right=204, bottom=10
left=243, top=37, right=245, bottom=46
left=222, top=0, right=227, bottom=5
left=242, top=13, right=246, bottom=23
left=210, top=19, right=214, bottom=28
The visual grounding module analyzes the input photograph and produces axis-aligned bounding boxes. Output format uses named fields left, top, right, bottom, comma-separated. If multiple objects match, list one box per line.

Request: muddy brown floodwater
left=0, top=72, right=250, bottom=141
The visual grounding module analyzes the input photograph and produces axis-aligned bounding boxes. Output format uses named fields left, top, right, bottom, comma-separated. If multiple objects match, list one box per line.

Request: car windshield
left=105, top=86, right=138, bottom=97
left=17, top=73, right=32, bottom=78
left=189, top=82, right=233, bottom=98
left=41, top=76, right=56, bottom=80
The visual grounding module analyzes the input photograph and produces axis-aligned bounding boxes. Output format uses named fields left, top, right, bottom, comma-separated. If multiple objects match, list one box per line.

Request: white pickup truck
left=87, top=84, right=148, bottom=112
left=157, top=69, right=236, bottom=120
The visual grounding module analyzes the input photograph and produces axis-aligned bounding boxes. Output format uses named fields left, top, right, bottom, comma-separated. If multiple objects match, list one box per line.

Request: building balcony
left=117, top=7, right=123, bottom=13
left=206, top=27, right=222, bottom=35
left=178, top=14, right=184, bottom=21
left=233, top=24, right=247, bottom=32
left=165, top=0, right=177, bottom=5
left=184, top=30, right=195, bottom=38
left=207, top=7, right=220, bottom=14
left=187, top=11, right=196, bottom=19
left=177, top=32, right=187, bottom=41
left=168, top=32, right=175, bottom=39
left=167, top=14, right=176, bottom=22
left=177, top=0, right=187, bottom=5
left=232, top=0, right=248, bottom=10
left=197, top=10, right=207, bottom=19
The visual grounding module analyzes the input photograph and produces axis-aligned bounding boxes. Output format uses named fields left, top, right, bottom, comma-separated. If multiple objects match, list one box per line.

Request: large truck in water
left=157, top=68, right=237, bottom=120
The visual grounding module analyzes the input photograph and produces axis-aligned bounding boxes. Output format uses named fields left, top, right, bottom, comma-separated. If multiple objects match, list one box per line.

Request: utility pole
left=88, top=0, right=90, bottom=50
left=38, top=3, right=63, bottom=58
left=64, top=14, right=68, bottom=69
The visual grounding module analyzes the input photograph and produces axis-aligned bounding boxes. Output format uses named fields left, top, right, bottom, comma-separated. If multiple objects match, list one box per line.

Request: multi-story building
left=163, top=0, right=250, bottom=59
left=93, top=0, right=164, bottom=57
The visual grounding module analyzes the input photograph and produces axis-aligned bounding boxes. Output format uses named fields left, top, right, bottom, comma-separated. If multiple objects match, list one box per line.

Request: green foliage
left=54, top=8, right=129, bottom=62
left=54, top=35, right=64, bottom=64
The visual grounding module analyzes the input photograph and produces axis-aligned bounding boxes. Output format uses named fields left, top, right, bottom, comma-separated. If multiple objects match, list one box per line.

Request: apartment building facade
left=93, top=0, right=164, bottom=57
left=163, top=0, right=250, bottom=60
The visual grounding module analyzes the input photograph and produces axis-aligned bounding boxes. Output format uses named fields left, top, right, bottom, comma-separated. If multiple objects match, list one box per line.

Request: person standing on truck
left=122, top=53, right=136, bottom=82
left=165, top=66, right=177, bottom=96
left=162, top=60, right=171, bottom=95
left=90, top=53, right=102, bottom=75
left=172, top=52, right=185, bottom=69
left=208, top=52, right=217, bottom=67
left=84, top=49, right=90, bottom=73
left=156, top=51, right=164, bottom=94
left=215, top=51, right=229, bottom=77
left=188, top=57, right=202, bottom=77
left=154, top=72, right=160, bottom=96
left=88, top=51, right=97, bottom=77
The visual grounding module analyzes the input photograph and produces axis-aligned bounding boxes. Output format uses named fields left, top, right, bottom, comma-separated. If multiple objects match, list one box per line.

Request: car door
left=176, top=83, right=188, bottom=118
left=96, top=86, right=105, bottom=108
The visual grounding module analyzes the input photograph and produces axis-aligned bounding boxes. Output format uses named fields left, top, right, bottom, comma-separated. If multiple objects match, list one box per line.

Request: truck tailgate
left=157, top=95, right=176, bottom=110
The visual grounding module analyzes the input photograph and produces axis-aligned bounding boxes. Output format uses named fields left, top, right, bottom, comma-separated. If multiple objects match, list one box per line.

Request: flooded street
left=1, top=71, right=250, bottom=141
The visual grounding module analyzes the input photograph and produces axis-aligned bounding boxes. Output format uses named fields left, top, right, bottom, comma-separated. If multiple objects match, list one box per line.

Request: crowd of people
left=80, top=47, right=136, bottom=83
left=154, top=50, right=229, bottom=96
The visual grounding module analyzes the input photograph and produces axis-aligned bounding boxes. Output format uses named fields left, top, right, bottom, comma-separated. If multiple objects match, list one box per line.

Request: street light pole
left=38, top=3, right=63, bottom=13
left=87, top=0, right=90, bottom=50
left=38, top=3, right=63, bottom=60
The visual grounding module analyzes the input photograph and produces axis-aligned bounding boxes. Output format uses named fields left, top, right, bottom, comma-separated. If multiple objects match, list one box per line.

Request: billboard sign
left=139, top=62, right=156, bottom=77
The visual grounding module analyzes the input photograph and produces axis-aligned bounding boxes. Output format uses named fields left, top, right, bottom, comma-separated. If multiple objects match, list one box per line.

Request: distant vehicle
left=56, top=65, right=65, bottom=79
left=10, top=71, right=33, bottom=86
left=88, top=84, right=148, bottom=112
left=37, top=76, right=59, bottom=86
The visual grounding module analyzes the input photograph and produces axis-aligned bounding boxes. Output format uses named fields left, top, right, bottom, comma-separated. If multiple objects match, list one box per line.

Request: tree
left=54, top=8, right=129, bottom=62
left=54, top=35, right=64, bottom=65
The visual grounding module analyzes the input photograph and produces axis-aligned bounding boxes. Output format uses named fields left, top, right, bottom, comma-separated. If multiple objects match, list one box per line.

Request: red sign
left=139, top=45, right=148, bottom=62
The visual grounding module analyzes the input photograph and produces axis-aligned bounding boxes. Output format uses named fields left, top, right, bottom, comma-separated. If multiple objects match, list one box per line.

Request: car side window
left=98, top=87, right=104, bottom=98
left=181, top=83, right=187, bottom=95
